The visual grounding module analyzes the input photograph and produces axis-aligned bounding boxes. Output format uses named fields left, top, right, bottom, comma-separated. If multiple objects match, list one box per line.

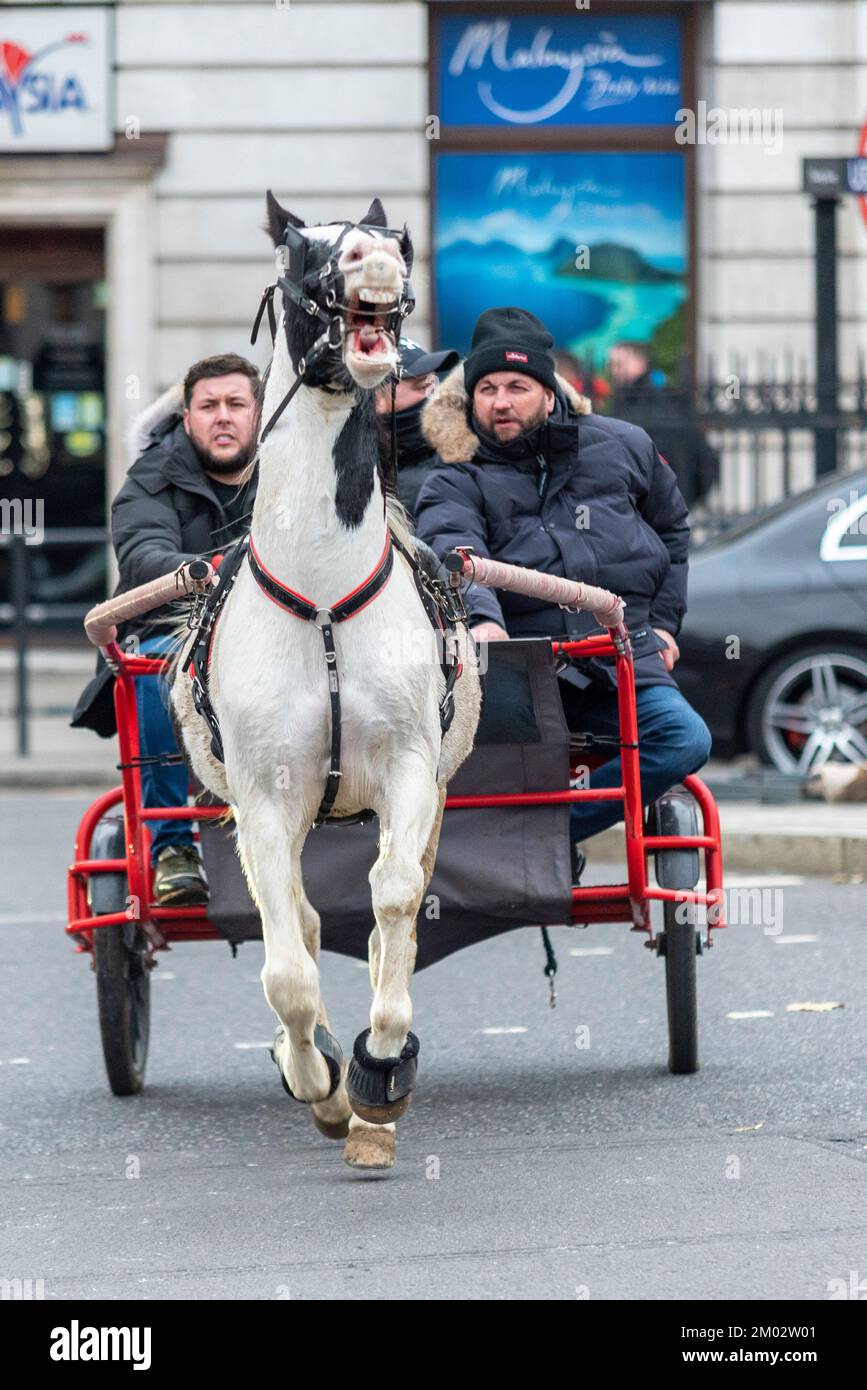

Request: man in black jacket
left=414, top=308, right=711, bottom=873
left=72, top=353, right=259, bottom=904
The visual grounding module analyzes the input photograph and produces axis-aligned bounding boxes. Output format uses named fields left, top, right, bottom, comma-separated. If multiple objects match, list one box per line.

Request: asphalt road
left=1, top=792, right=866, bottom=1301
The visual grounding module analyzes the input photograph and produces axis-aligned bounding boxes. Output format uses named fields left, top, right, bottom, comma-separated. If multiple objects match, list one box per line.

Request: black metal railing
left=586, top=363, right=867, bottom=536
left=0, top=527, right=108, bottom=756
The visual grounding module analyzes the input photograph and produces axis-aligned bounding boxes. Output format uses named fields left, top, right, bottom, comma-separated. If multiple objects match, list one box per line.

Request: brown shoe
left=153, top=845, right=209, bottom=906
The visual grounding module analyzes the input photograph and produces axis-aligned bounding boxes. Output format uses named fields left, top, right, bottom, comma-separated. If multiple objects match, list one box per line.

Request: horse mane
left=384, top=489, right=415, bottom=556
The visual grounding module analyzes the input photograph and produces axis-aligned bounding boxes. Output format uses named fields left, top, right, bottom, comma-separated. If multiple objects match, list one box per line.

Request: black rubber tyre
left=93, top=919, right=151, bottom=1096
left=660, top=899, right=699, bottom=1075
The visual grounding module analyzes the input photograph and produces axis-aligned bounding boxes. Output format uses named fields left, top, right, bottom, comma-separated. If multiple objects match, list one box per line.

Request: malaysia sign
left=436, top=12, right=682, bottom=128
left=0, top=8, right=111, bottom=152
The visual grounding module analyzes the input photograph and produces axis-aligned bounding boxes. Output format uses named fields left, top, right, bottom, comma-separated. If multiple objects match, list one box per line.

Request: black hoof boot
left=270, top=1023, right=343, bottom=1102
left=346, top=1028, right=419, bottom=1125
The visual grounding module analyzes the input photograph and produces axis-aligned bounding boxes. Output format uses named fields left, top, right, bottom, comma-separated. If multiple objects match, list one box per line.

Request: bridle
left=251, top=219, right=416, bottom=445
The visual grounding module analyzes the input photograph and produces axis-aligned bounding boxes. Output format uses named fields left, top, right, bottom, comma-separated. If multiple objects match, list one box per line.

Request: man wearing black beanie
left=414, top=305, right=711, bottom=880
left=464, top=306, right=559, bottom=399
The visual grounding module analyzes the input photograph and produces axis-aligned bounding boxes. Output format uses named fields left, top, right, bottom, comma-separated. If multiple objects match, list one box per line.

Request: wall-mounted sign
left=434, top=150, right=687, bottom=365
left=436, top=12, right=682, bottom=127
left=802, top=156, right=867, bottom=199
left=0, top=7, right=111, bottom=152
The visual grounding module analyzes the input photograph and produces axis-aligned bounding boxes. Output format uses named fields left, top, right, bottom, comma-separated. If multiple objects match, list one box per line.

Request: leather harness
left=183, top=527, right=466, bottom=827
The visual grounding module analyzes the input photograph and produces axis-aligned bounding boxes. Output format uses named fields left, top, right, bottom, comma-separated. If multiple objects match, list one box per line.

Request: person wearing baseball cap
left=414, top=305, right=711, bottom=882
left=375, top=337, right=460, bottom=516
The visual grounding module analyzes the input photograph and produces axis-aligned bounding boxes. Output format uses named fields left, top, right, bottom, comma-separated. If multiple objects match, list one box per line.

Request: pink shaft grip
left=84, top=561, right=215, bottom=648
left=453, top=552, right=625, bottom=628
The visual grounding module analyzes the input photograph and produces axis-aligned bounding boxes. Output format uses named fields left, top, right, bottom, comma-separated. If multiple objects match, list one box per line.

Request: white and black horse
left=171, top=196, right=481, bottom=1169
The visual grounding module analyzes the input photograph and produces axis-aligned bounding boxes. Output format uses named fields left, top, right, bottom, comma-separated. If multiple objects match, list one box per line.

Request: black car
left=676, top=468, right=867, bottom=772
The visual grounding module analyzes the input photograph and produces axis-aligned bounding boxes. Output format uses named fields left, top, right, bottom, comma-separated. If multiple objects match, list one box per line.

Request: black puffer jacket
left=71, top=415, right=257, bottom=735
left=413, top=367, right=690, bottom=692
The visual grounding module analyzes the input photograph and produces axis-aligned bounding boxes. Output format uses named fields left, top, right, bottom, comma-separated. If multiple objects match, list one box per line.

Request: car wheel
left=746, top=644, right=867, bottom=774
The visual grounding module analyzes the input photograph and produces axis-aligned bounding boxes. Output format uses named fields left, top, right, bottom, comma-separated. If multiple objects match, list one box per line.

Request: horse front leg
left=235, top=802, right=337, bottom=1105
left=345, top=786, right=445, bottom=1170
left=343, top=762, right=441, bottom=1167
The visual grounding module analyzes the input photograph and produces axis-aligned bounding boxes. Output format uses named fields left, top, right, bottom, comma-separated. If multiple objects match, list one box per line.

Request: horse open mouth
left=345, top=288, right=397, bottom=359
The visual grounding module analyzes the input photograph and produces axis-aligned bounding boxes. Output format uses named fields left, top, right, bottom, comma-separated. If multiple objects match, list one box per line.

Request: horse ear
left=400, top=224, right=414, bottom=274
left=265, top=190, right=305, bottom=246
left=360, top=197, right=387, bottom=228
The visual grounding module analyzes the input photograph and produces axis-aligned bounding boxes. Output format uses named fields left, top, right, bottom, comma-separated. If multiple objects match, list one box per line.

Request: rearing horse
left=171, top=195, right=482, bottom=1169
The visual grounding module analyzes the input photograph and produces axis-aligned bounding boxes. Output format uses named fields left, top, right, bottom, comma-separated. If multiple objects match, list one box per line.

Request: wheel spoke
left=835, top=727, right=867, bottom=762
left=766, top=702, right=815, bottom=735
left=811, top=659, right=841, bottom=706
left=841, top=691, right=867, bottom=725
left=796, top=730, right=832, bottom=774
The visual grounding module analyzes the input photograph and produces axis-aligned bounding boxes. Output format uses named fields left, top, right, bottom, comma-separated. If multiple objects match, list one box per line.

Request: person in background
left=375, top=337, right=459, bottom=517
left=72, top=353, right=259, bottom=905
left=553, top=348, right=610, bottom=409
left=608, top=339, right=719, bottom=510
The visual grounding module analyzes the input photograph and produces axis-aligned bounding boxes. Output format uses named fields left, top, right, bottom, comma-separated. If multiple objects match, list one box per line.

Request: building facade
left=0, top=0, right=865, bottom=538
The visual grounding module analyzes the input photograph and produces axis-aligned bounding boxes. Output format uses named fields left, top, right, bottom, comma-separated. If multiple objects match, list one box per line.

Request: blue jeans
left=560, top=681, right=713, bottom=843
left=135, top=635, right=192, bottom=862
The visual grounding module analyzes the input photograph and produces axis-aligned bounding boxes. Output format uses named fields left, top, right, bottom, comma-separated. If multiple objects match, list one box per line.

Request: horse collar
left=246, top=531, right=394, bottom=626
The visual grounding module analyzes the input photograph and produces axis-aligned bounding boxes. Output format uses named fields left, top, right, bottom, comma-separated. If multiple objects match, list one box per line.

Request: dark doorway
left=0, top=225, right=107, bottom=629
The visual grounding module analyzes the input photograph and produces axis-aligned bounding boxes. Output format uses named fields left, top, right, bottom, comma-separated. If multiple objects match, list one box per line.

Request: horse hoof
left=345, top=1028, right=419, bottom=1126
left=344, top=1127, right=395, bottom=1170
left=312, top=1110, right=351, bottom=1141
left=348, top=1094, right=411, bottom=1125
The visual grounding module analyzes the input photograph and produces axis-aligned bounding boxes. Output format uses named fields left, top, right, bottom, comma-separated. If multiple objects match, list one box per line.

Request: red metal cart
left=67, top=620, right=726, bottom=1097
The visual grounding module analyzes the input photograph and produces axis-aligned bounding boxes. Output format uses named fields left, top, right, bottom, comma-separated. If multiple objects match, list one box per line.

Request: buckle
left=313, top=608, right=333, bottom=628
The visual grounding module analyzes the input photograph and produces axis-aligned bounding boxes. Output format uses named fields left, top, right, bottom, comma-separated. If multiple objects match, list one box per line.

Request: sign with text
left=436, top=12, right=683, bottom=127
left=0, top=7, right=111, bottom=151
left=802, top=156, right=867, bottom=198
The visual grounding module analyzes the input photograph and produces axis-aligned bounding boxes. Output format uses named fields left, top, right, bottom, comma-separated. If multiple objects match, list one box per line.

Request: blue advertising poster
left=436, top=12, right=682, bottom=128
left=434, top=151, right=687, bottom=365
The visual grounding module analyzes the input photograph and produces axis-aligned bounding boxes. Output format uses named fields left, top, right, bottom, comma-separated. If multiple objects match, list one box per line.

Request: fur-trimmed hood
left=126, top=381, right=184, bottom=467
left=420, top=362, right=591, bottom=465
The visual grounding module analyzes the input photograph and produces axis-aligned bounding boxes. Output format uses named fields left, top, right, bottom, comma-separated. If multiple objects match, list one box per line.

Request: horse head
left=265, top=192, right=414, bottom=392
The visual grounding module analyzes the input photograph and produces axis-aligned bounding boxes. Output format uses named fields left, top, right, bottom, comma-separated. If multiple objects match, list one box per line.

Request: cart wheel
left=88, top=815, right=150, bottom=1096
left=658, top=901, right=699, bottom=1074
left=649, top=789, right=701, bottom=1075
left=94, top=920, right=151, bottom=1096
